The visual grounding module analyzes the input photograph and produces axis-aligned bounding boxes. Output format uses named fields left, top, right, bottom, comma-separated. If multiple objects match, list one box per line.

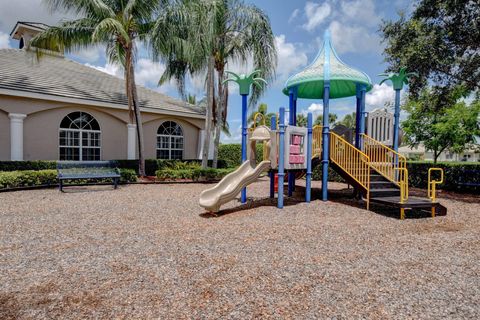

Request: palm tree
left=314, top=113, right=338, bottom=126
left=248, top=103, right=275, bottom=128
left=31, top=0, right=160, bottom=176
left=152, top=0, right=277, bottom=168
left=339, top=112, right=356, bottom=130
left=296, top=114, right=307, bottom=127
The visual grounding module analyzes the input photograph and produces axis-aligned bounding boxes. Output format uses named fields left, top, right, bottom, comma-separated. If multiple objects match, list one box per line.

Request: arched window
left=157, top=121, right=184, bottom=159
left=59, top=112, right=101, bottom=161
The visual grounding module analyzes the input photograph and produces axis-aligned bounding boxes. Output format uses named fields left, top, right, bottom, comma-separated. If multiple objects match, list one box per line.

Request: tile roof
left=0, top=49, right=205, bottom=118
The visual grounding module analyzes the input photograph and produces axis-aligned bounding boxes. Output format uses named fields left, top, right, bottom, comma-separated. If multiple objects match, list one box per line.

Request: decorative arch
left=156, top=121, right=184, bottom=160
left=59, top=111, right=101, bottom=161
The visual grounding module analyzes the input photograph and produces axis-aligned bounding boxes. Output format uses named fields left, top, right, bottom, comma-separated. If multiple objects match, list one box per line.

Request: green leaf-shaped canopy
left=283, top=31, right=373, bottom=99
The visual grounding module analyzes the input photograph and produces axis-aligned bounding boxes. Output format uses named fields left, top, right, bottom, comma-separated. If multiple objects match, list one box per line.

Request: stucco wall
left=24, top=106, right=128, bottom=160
left=143, top=117, right=200, bottom=159
left=0, top=95, right=204, bottom=161
left=0, top=110, right=10, bottom=160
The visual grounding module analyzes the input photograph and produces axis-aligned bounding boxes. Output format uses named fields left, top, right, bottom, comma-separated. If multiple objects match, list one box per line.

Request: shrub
left=407, top=161, right=480, bottom=192
left=156, top=168, right=234, bottom=181
left=218, top=143, right=264, bottom=168
left=0, top=168, right=137, bottom=190
left=119, top=169, right=138, bottom=183
left=0, top=170, right=57, bottom=189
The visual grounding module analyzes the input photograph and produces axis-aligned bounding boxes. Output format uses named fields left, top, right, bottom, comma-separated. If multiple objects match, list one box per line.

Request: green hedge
left=115, top=159, right=228, bottom=175
left=0, top=170, right=58, bottom=188
left=0, top=168, right=137, bottom=190
left=0, top=159, right=228, bottom=176
left=407, top=161, right=480, bottom=192
left=0, top=161, right=57, bottom=171
left=218, top=144, right=264, bottom=168
left=156, top=168, right=234, bottom=181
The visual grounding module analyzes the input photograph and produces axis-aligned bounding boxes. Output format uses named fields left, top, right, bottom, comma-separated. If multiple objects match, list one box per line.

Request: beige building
left=0, top=22, right=207, bottom=162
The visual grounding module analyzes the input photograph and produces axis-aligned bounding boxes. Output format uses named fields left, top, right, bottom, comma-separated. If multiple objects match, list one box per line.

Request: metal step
left=370, top=188, right=401, bottom=197
left=370, top=174, right=387, bottom=182
left=369, top=181, right=398, bottom=189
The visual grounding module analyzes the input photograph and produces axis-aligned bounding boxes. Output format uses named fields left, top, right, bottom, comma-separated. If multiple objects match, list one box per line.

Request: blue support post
left=269, top=115, right=276, bottom=199
left=355, top=84, right=362, bottom=149
left=321, top=85, right=330, bottom=201
left=393, top=89, right=401, bottom=153
left=306, top=113, right=313, bottom=203
left=288, top=90, right=296, bottom=197
left=241, top=94, right=248, bottom=203
left=358, top=85, right=367, bottom=150
left=278, top=108, right=285, bottom=209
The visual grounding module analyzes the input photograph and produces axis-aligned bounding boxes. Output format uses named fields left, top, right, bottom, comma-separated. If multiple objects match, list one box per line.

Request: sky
left=0, top=0, right=415, bottom=143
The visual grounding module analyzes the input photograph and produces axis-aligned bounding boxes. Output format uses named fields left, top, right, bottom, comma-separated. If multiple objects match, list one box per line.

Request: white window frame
left=156, top=121, right=184, bottom=160
left=59, top=112, right=101, bottom=161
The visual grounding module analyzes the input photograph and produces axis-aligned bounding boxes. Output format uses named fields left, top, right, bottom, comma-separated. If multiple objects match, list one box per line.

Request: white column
left=127, top=123, right=137, bottom=160
left=9, top=113, right=27, bottom=161
left=197, top=130, right=205, bottom=159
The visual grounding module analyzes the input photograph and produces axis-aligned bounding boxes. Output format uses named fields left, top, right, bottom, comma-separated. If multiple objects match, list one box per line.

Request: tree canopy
left=380, top=0, right=479, bottom=100
left=402, top=89, right=480, bottom=163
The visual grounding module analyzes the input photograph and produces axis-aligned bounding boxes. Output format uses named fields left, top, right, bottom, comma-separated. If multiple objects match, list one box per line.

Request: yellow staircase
left=310, top=129, right=446, bottom=219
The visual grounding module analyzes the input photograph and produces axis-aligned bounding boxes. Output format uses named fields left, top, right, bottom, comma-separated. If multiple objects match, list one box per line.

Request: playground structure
left=199, top=108, right=315, bottom=212
left=199, top=31, right=446, bottom=219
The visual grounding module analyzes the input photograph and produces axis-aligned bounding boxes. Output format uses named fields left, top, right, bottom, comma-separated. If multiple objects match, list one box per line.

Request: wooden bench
left=57, top=161, right=121, bottom=192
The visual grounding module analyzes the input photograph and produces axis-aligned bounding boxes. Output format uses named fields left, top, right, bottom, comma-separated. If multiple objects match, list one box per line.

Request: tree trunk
left=126, top=48, right=146, bottom=176
left=201, top=56, right=215, bottom=169
left=212, top=67, right=226, bottom=169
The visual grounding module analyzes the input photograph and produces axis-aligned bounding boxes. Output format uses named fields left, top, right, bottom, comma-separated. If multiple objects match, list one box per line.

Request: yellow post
left=400, top=208, right=405, bottom=220
left=428, top=168, right=444, bottom=218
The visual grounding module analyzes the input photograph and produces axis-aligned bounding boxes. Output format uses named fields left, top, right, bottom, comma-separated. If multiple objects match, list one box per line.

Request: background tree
left=31, top=0, right=161, bottom=176
left=338, top=112, right=356, bottom=130
left=296, top=114, right=307, bottom=127
left=314, top=113, right=337, bottom=126
left=402, top=88, right=480, bottom=163
left=248, top=103, right=275, bottom=129
left=152, top=0, right=277, bottom=168
left=380, top=0, right=479, bottom=100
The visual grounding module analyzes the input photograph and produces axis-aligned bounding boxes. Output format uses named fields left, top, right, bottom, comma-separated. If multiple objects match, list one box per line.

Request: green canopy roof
left=283, top=31, right=373, bottom=99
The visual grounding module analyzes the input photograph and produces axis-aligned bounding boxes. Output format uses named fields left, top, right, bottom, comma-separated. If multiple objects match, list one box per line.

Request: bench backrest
left=57, top=161, right=120, bottom=178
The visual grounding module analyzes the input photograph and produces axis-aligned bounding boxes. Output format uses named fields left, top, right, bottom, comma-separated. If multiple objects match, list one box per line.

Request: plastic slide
left=199, top=160, right=271, bottom=212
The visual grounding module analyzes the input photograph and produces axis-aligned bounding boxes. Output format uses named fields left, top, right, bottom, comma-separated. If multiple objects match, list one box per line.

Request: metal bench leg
left=114, top=178, right=118, bottom=189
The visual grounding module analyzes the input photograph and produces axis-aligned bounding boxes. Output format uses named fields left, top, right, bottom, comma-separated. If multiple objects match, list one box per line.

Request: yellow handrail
left=428, top=168, right=444, bottom=217
left=395, top=168, right=409, bottom=204
left=361, top=134, right=408, bottom=203
left=312, top=125, right=322, bottom=158
left=249, top=112, right=266, bottom=132
left=330, top=132, right=370, bottom=210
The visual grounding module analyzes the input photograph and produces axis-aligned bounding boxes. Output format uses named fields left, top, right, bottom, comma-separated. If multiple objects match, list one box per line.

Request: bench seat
left=57, top=161, right=121, bottom=191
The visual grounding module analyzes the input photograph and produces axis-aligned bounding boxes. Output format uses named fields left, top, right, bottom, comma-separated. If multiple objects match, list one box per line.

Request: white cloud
left=303, top=2, right=332, bottom=32
left=0, top=31, right=10, bottom=49
left=0, top=0, right=72, bottom=32
left=329, top=20, right=381, bottom=54
left=275, top=34, right=308, bottom=83
left=366, top=83, right=395, bottom=109
left=289, top=9, right=300, bottom=24
left=294, top=0, right=383, bottom=54
left=221, top=124, right=242, bottom=143
left=135, top=58, right=166, bottom=87
left=74, top=46, right=104, bottom=63
left=85, top=62, right=123, bottom=78
left=304, top=102, right=324, bottom=118
left=340, top=0, right=380, bottom=28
